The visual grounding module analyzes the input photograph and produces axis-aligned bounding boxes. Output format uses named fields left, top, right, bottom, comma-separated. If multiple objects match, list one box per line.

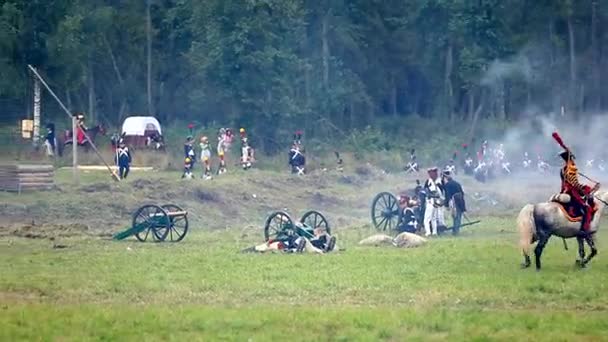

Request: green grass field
left=1, top=169, right=607, bottom=341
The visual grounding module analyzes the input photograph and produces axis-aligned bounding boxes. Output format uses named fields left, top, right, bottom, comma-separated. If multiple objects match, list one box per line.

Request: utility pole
left=33, top=70, right=41, bottom=147
left=27, top=65, right=119, bottom=182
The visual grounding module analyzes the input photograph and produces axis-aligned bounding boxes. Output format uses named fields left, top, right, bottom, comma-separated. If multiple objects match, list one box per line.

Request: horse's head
left=97, top=124, right=107, bottom=136
left=595, top=191, right=608, bottom=208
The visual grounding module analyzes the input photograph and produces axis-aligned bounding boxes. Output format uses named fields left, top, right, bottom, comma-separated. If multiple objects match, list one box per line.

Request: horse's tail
left=517, top=204, right=536, bottom=258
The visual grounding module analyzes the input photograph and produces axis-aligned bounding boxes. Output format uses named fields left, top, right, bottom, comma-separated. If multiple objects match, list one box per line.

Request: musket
left=446, top=220, right=481, bottom=231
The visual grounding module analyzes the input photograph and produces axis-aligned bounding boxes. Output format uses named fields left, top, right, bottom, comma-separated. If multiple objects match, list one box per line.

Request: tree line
left=1, top=0, right=607, bottom=149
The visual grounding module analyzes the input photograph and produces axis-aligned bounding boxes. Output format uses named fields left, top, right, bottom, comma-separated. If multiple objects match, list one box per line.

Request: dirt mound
left=131, top=178, right=156, bottom=189
left=310, top=192, right=342, bottom=207
left=191, top=188, right=223, bottom=203
left=80, top=183, right=112, bottom=193
left=0, top=223, right=101, bottom=239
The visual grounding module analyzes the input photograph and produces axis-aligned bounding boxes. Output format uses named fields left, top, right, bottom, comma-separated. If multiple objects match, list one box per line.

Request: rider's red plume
left=551, top=132, right=568, bottom=150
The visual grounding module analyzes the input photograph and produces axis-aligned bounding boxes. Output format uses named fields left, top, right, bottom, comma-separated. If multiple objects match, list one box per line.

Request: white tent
left=121, top=116, right=162, bottom=136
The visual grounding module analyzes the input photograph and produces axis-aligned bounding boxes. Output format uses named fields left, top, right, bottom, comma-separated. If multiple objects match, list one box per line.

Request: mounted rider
left=553, top=132, right=600, bottom=235
left=76, top=113, right=88, bottom=145
left=559, top=150, right=599, bottom=235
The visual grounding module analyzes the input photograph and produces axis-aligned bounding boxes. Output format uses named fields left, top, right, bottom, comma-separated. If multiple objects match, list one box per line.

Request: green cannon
left=113, top=204, right=189, bottom=242
left=264, top=210, right=330, bottom=242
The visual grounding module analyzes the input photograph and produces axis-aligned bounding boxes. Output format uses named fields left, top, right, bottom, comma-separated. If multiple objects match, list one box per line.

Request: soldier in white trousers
left=423, top=167, right=445, bottom=236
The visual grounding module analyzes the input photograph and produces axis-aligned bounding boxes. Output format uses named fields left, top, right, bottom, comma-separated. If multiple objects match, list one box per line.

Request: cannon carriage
left=113, top=204, right=189, bottom=242
left=371, top=192, right=412, bottom=232
left=264, top=210, right=330, bottom=242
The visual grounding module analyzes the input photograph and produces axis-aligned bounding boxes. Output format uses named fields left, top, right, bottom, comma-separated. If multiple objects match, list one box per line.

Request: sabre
left=553, top=132, right=606, bottom=205
left=578, top=171, right=599, bottom=185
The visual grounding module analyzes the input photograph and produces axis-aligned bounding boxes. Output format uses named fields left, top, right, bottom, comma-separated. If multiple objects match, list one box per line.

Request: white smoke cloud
left=480, top=53, right=534, bottom=86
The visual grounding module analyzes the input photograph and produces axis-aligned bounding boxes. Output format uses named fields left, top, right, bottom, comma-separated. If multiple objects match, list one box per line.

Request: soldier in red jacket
left=559, top=150, right=599, bottom=234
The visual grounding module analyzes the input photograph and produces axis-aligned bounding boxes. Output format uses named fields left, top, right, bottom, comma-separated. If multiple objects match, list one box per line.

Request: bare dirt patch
left=0, top=222, right=104, bottom=239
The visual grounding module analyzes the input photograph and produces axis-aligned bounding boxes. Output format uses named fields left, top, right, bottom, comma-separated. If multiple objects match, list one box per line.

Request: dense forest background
left=1, top=0, right=607, bottom=154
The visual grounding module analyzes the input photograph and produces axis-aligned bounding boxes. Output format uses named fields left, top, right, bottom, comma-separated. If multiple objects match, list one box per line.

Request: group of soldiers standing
left=405, top=139, right=607, bottom=185
left=399, top=167, right=466, bottom=237
left=182, top=127, right=255, bottom=179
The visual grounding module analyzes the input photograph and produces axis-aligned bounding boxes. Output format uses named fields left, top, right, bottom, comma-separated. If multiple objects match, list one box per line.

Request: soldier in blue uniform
left=115, top=141, right=132, bottom=179
left=44, top=123, right=57, bottom=157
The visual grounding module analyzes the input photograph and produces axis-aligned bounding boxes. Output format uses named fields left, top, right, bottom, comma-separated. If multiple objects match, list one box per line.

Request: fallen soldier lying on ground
left=358, top=231, right=427, bottom=248
left=242, top=224, right=337, bottom=254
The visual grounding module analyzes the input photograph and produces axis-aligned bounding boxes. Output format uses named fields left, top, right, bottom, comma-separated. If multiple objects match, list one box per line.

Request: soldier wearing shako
left=217, top=128, right=228, bottom=175
left=553, top=132, right=600, bottom=235
left=422, top=167, right=445, bottom=237
left=405, top=149, right=418, bottom=173
left=115, top=141, right=132, bottom=180
left=240, top=128, right=254, bottom=170
left=559, top=150, right=599, bottom=235
left=184, top=136, right=196, bottom=168
left=288, top=131, right=305, bottom=174
left=200, top=136, right=212, bottom=180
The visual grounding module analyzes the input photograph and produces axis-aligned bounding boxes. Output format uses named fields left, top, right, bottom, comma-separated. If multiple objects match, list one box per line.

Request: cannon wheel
left=371, top=192, right=401, bottom=231
left=133, top=204, right=170, bottom=242
left=161, top=204, right=189, bottom=242
left=300, top=210, right=331, bottom=234
left=264, top=211, right=294, bottom=242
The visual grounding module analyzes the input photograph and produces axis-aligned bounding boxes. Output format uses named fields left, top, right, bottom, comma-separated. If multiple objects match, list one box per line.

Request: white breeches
left=423, top=203, right=444, bottom=236
left=44, top=140, right=56, bottom=157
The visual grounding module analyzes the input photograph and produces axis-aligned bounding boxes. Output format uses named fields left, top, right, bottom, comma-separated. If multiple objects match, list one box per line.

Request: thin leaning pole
left=27, top=65, right=119, bottom=181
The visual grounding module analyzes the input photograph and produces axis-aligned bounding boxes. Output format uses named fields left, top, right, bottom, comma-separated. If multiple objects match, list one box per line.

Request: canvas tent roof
left=121, top=116, right=162, bottom=136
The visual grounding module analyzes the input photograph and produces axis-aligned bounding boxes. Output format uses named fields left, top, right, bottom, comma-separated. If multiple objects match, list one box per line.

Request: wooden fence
left=0, top=164, right=55, bottom=192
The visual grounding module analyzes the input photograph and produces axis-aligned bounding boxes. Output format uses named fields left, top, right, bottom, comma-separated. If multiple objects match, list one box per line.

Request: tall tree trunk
left=591, top=0, right=601, bottom=112
left=321, top=10, right=331, bottom=90
left=146, top=0, right=154, bottom=115
left=390, top=76, right=398, bottom=117
left=549, top=19, right=564, bottom=114
left=467, top=88, right=484, bottom=142
left=526, top=81, right=532, bottom=109
left=304, top=64, right=312, bottom=136
left=66, top=90, right=72, bottom=112
left=88, top=55, right=95, bottom=122
left=119, top=99, right=128, bottom=123
left=567, top=15, right=576, bottom=114
left=467, top=88, right=474, bottom=121
left=495, top=80, right=506, bottom=121
left=444, top=41, right=454, bottom=120
left=105, top=36, right=124, bottom=87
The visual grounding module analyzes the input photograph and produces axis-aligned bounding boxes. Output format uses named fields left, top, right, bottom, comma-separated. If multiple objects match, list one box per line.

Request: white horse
left=517, top=191, right=608, bottom=270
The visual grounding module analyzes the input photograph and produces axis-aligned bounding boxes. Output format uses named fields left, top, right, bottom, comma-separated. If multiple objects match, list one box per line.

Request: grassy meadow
left=1, top=168, right=608, bottom=341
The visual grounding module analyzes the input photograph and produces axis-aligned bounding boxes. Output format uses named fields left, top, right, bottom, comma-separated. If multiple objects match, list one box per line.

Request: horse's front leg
left=576, top=237, right=586, bottom=268
left=582, top=235, right=598, bottom=267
